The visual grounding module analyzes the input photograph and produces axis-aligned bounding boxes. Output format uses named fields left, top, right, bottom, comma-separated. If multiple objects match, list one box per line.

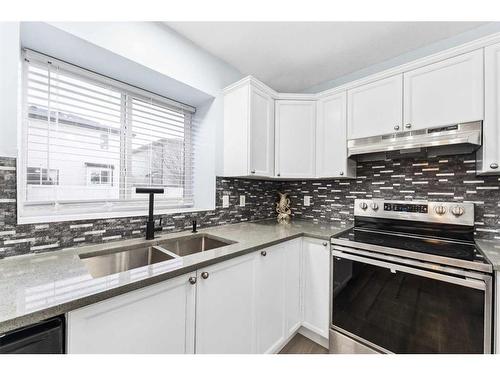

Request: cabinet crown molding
left=222, top=75, right=278, bottom=98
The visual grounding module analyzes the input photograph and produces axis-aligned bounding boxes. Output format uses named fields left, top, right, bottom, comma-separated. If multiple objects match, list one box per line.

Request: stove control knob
left=359, top=202, right=368, bottom=210
left=434, top=205, right=447, bottom=216
left=451, top=205, right=465, bottom=217
left=370, top=202, right=379, bottom=211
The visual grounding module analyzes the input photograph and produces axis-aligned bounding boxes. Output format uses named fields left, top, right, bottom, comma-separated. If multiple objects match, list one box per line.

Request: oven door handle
left=331, top=249, right=486, bottom=291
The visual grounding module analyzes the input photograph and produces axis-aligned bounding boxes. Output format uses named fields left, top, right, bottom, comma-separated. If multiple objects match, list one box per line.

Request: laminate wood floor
left=279, top=334, right=329, bottom=354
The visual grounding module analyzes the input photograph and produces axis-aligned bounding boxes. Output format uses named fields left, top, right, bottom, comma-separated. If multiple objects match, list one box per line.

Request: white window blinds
left=21, top=50, right=196, bottom=222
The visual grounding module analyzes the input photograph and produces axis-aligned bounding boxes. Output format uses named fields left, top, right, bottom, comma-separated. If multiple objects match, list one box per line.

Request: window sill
left=17, top=205, right=216, bottom=225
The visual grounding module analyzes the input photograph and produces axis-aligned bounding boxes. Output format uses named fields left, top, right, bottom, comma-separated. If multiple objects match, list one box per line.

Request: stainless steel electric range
left=330, top=199, right=493, bottom=354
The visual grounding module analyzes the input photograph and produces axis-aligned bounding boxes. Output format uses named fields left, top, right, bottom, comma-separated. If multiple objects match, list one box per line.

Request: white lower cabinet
left=284, top=238, right=302, bottom=337
left=302, top=237, right=330, bottom=339
left=67, top=272, right=196, bottom=354
left=255, top=243, right=286, bottom=353
left=67, top=237, right=329, bottom=354
left=195, top=252, right=257, bottom=354
left=254, top=238, right=302, bottom=353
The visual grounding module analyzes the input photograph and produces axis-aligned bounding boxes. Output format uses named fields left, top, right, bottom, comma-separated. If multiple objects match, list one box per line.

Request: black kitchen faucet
left=136, top=187, right=164, bottom=240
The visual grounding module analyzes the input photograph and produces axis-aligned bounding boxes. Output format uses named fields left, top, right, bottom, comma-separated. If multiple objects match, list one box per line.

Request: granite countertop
left=0, top=219, right=349, bottom=334
left=475, top=239, right=500, bottom=271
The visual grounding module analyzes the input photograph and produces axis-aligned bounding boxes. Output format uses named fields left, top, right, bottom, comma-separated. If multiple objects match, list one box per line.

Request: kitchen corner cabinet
left=195, top=252, right=257, bottom=354
left=223, top=80, right=275, bottom=177
left=403, top=49, right=484, bottom=131
left=255, top=238, right=302, bottom=353
left=284, top=238, right=302, bottom=337
left=302, top=237, right=330, bottom=339
left=275, top=100, right=316, bottom=178
left=347, top=74, right=403, bottom=140
left=67, top=272, right=196, bottom=354
left=255, top=243, right=287, bottom=353
left=316, top=92, right=356, bottom=178
left=478, top=42, right=500, bottom=175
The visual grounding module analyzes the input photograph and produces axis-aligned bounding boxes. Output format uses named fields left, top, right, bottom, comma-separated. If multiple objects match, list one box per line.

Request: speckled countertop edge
left=475, top=239, right=500, bottom=271
left=0, top=219, right=350, bottom=334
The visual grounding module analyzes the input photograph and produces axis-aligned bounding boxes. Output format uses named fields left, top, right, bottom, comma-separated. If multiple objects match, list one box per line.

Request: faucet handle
left=154, top=218, right=163, bottom=231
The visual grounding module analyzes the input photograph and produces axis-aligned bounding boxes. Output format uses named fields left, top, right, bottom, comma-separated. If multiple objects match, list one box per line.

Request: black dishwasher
left=0, top=316, right=65, bottom=354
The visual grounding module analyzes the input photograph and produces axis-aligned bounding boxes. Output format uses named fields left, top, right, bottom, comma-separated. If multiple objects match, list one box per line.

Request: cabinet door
left=347, top=75, right=403, bottom=139
left=316, top=91, right=356, bottom=178
left=249, top=86, right=275, bottom=177
left=284, top=238, right=302, bottom=337
left=275, top=100, right=316, bottom=178
left=223, top=84, right=250, bottom=176
left=302, top=238, right=330, bottom=339
left=479, top=43, right=500, bottom=175
left=195, top=253, right=256, bottom=354
left=67, top=273, right=196, bottom=354
left=404, top=49, right=483, bottom=131
left=255, top=244, right=286, bottom=353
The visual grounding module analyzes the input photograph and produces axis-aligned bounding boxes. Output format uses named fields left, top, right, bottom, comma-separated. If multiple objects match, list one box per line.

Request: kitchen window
left=19, top=50, right=196, bottom=223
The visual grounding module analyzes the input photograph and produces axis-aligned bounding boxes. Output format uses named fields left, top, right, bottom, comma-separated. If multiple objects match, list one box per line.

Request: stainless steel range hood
left=348, top=121, right=482, bottom=161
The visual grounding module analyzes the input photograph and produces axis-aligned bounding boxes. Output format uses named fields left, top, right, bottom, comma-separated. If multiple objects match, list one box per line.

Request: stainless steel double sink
left=79, top=233, right=235, bottom=278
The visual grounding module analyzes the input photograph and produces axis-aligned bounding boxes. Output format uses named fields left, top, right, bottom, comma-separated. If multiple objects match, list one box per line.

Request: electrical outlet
left=304, top=196, right=311, bottom=206
left=239, top=195, right=246, bottom=207
left=222, top=195, right=229, bottom=208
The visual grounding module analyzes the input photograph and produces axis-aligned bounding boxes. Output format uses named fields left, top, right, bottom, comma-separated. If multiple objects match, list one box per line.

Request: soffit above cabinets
left=166, top=21, right=489, bottom=92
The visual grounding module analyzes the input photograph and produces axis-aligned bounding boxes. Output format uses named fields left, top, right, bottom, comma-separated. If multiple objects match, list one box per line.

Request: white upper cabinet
left=249, top=86, right=275, bottom=176
left=347, top=74, right=403, bottom=139
left=478, top=42, right=500, bottom=175
left=403, top=49, right=484, bottom=131
left=223, top=79, right=275, bottom=177
left=275, top=100, right=316, bottom=178
left=316, top=91, right=356, bottom=178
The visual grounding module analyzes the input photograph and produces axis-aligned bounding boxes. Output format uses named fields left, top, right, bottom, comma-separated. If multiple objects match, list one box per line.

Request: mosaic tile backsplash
left=0, top=157, right=282, bottom=258
left=2, top=152, right=500, bottom=258
left=283, top=154, right=500, bottom=239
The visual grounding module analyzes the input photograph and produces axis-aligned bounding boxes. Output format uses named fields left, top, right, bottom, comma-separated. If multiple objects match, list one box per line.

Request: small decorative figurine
left=276, top=192, right=291, bottom=223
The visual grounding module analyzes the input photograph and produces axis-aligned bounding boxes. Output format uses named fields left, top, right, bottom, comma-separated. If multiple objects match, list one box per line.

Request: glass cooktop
left=334, top=228, right=486, bottom=263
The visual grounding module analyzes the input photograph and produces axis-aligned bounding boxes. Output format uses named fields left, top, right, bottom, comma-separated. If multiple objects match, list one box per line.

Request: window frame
left=18, top=49, right=197, bottom=224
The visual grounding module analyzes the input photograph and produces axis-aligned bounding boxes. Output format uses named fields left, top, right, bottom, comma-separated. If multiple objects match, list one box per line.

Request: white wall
left=0, top=22, right=20, bottom=158
left=1, top=21, right=243, bottom=211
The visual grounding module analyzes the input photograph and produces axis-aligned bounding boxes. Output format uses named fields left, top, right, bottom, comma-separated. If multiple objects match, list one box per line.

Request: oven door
left=331, top=248, right=492, bottom=354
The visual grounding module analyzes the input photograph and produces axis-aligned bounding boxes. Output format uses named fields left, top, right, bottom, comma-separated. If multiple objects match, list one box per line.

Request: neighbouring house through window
left=19, top=49, right=196, bottom=223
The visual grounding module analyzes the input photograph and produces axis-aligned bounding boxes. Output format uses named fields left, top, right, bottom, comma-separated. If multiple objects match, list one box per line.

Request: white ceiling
left=166, top=22, right=487, bottom=92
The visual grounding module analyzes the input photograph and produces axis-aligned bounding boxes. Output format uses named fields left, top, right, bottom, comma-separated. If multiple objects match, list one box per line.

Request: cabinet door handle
left=490, top=163, right=499, bottom=169
left=261, top=250, right=267, bottom=256
left=405, top=123, right=412, bottom=129
left=322, top=242, right=328, bottom=247
left=188, top=276, right=197, bottom=285
left=201, top=272, right=209, bottom=279
left=394, top=125, right=400, bottom=131
left=339, top=171, right=344, bottom=176
left=251, top=170, right=256, bottom=174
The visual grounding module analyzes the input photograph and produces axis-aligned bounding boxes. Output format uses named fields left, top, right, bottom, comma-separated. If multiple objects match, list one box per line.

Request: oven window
left=332, top=258, right=485, bottom=354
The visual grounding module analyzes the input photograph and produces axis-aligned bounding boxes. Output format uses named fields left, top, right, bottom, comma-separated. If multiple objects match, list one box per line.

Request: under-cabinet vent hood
left=347, top=121, right=482, bottom=161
